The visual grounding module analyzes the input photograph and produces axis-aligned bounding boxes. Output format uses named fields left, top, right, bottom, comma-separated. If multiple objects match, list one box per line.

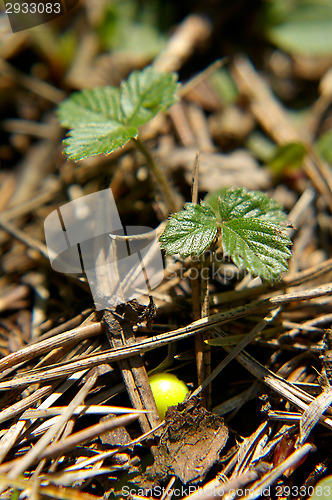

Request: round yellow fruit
left=149, top=372, right=189, bottom=419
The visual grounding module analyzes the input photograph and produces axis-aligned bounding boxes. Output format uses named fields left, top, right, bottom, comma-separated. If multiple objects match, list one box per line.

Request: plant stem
left=190, top=153, right=206, bottom=404
left=131, top=137, right=179, bottom=214
left=200, top=252, right=212, bottom=409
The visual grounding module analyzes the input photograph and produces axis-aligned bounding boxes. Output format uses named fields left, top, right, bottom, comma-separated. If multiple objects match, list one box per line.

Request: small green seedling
left=57, top=65, right=179, bottom=213
left=159, top=187, right=293, bottom=284
left=57, top=66, right=292, bottom=283
left=149, top=373, right=189, bottom=419
left=57, top=66, right=178, bottom=161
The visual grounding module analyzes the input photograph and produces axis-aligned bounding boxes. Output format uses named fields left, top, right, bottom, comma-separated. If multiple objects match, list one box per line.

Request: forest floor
left=1, top=1, right=332, bottom=498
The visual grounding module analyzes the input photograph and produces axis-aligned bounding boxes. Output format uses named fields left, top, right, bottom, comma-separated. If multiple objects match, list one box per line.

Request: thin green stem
left=131, top=137, right=179, bottom=214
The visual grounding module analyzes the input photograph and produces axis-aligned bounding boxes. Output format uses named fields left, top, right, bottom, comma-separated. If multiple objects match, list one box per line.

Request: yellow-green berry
left=149, top=372, right=189, bottom=419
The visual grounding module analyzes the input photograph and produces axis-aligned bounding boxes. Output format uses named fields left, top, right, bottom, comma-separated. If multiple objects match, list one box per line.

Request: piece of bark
left=103, top=301, right=160, bottom=437
left=145, top=397, right=228, bottom=484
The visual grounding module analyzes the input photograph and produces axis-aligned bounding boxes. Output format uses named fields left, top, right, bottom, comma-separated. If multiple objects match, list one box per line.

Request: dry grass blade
left=0, top=216, right=50, bottom=259
left=0, top=473, right=98, bottom=500
left=0, top=285, right=30, bottom=313
left=190, top=307, right=281, bottom=398
left=63, top=421, right=165, bottom=472
left=39, top=412, right=141, bottom=462
left=241, top=444, right=314, bottom=500
left=0, top=322, right=103, bottom=374
left=21, top=405, right=148, bottom=418
left=215, top=338, right=332, bottom=433
left=213, top=385, right=261, bottom=416
left=0, top=58, right=65, bottom=103
left=6, top=369, right=98, bottom=479
left=0, top=372, right=92, bottom=464
left=182, top=470, right=262, bottom=500
left=0, top=385, right=52, bottom=425
left=298, top=389, right=332, bottom=446
left=213, top=256, right=332, bottom=306
left=231, top=56, right=332, bottom=211
left=153, top=15, right=212, bottom=72
left=0, top=179, right=60, bottom=224
left=160, top=476, right=176, bottom=500
left=103, top=309, right=160, bottom=435
left=267, top=410, right=303, bottom=422
left=190, top=152, right=211, bottom=405
left=0, top=282, right=330, bottom=390
left=0, top=420, right=27, bottom=466
left=232, top=422, right=269, bottom=478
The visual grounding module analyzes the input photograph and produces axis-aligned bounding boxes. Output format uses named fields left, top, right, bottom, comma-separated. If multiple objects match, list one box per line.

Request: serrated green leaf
left=205, top=188, right=287, bottom=224
left=57, top=86, right=123, bottom=128
left=62, top=123, right=138, bottom=160
left=120, top=66, right=177, bottom=127
left=160, top=188, right=292, bottom=283
left=159, top=203, right=218, bottom=258
left=215, top=188, right=292, bottom=283
left=57, top=66, right=178, bottom=161
left=220, top=217, right=292, bottom=283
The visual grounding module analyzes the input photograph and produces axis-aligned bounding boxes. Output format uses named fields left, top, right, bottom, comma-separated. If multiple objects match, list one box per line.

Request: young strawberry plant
left=57, top=66, right=178, bottom=161
left=57, top=65, right=179, bottom=212
left=159, top=187, right=293, bottom=284
left=57, top=66, right=292, bottom=283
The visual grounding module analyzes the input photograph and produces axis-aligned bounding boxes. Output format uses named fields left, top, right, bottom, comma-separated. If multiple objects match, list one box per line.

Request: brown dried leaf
left=146, top=397, right=228, bottom=484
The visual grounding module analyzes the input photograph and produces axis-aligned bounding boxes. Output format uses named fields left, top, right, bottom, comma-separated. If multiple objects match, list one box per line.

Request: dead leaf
left=146, top=397, right=228, bottom=484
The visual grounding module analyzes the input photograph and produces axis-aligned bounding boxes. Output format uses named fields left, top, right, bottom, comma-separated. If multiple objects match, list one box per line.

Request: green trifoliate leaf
left=159, top=203, right=218, bottom=258
left=215, top=188, right=292, bottom=283
left=57, top=66, right=178, bottom=160
left=160, top=188, right=292, bottom=283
